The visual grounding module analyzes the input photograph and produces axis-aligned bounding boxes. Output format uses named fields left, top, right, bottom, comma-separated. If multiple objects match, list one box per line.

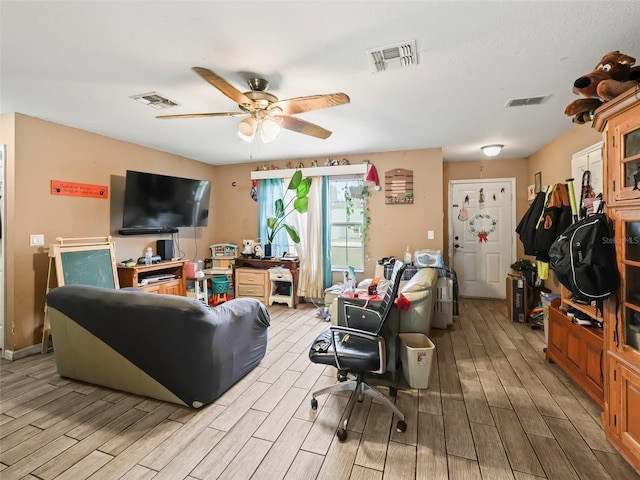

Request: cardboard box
left=506, top=274, right=527, bottom=322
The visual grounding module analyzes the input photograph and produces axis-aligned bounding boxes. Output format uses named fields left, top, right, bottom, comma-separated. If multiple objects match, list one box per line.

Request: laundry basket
left=211, top=276, right=229, bottom=293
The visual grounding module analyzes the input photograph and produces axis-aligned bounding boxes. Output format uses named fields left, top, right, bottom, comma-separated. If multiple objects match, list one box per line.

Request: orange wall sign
left=51, top=180, right=109, bottom=199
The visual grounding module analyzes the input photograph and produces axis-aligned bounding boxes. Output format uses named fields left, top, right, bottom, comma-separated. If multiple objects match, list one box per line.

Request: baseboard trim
left=3, top=344, right=42, bottom=361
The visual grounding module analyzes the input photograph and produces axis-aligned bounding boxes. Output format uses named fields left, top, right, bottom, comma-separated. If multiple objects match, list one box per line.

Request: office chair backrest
left=374, top=260, right=406, bottom=334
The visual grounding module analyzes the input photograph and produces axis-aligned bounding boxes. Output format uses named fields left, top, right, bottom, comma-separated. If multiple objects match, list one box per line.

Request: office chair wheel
left=396, top=420, right=407, bottom=433
left=336, top=428, right=348, bottom=442
left=389, top=387, right=398, bottom=397
left=311, top=398, right=318, bottom=410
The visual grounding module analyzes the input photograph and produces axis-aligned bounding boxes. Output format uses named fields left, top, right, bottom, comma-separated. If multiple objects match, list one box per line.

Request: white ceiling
left=2, top=1, right=640, bottom=166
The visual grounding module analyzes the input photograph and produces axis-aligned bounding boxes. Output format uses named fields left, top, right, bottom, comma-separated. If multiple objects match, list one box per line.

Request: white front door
left=449, top=179, right=516, bottom=299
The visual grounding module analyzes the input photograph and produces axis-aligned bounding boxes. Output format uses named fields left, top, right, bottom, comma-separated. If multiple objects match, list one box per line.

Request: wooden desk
left=234, top=257, right=300, bottom=308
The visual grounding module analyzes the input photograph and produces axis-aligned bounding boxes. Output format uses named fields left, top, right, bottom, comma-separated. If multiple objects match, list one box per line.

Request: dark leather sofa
left=46, top=285, right=270, bottom=408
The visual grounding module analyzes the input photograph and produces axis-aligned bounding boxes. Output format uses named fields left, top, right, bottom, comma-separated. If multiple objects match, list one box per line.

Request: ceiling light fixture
left=237, top=110, right=282, bottom=144
left=481, top=144, right=504, bottom=157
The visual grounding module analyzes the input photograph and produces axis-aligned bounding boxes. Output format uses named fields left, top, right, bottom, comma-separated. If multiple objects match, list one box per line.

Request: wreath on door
left=468, top=213, right=497, bottom=242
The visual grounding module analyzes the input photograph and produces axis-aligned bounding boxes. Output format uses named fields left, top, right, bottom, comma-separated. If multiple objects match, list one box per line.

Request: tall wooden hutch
left=593, top=86, right=640, bottom=473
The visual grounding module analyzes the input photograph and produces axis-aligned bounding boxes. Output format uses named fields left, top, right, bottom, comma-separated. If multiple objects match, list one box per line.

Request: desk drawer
left=236, top=269, right=266, bottom=286
left=238, top=284, right=266, bottom=298
left=269, top=268, right=292, bottom=282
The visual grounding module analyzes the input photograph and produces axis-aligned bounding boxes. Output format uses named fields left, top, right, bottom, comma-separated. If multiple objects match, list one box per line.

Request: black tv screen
left=122, top=170, right=211, bottom=229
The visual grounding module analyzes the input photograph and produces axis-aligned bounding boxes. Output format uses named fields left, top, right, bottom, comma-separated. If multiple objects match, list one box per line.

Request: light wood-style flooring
left=1, top=298, right=639, bottom=479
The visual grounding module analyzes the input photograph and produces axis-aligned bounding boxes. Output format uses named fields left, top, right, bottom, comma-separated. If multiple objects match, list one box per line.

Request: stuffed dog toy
left=564, top=51, right=640, bottom=124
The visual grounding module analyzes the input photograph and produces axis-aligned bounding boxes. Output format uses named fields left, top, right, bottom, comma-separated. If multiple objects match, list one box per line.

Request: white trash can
left=399, top=333, right=435, bottom=389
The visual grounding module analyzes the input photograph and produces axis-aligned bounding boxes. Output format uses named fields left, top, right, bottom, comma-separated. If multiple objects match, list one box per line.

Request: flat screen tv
left=121, top=170, right=211, bottom=231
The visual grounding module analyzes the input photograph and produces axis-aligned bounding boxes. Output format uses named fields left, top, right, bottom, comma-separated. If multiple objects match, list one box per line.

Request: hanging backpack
left=548, top=207, right=619, bottom=302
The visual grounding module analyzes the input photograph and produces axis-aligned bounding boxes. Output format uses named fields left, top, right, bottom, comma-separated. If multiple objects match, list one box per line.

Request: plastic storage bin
left=432, top=277, right=453, bottom=329
left=400, top=333, right=435, bottom=389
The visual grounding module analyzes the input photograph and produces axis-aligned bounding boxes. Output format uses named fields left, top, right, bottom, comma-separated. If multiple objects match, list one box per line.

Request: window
left=329, top=176, right=366, bottom=271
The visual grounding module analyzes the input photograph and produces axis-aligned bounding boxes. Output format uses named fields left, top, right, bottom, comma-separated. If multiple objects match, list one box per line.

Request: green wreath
left=468, top=213, right=497, bottom=242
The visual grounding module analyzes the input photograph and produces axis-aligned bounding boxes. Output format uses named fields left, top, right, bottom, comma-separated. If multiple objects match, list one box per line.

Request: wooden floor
left=1, top=298, right=639, bottom=480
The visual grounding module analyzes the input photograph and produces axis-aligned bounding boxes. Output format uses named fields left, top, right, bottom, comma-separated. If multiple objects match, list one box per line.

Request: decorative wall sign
left=468, top=213, right=496, bottom=242
left=384, top=168, right=414, bottom=204
left=51, top=180, right=109, bottom=199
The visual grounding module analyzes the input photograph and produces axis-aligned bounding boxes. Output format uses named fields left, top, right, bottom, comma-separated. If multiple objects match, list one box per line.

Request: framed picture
left=534, top=172, right=542, bottom=194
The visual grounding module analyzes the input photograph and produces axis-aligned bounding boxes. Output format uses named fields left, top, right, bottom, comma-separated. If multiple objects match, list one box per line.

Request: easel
left=41, top=236, right=119, bottom=353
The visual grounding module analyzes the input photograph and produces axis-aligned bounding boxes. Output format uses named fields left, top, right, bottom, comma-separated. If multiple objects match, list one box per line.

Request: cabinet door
left=584, top=331, right=604, bottom=389
left=610, top=113, right=640, bottom=203
left=619, top=363, right=640, bottom=461
left=612, top=212, right=640, bottom=364
left=572, top=141, right=603, bottom=199
left=549, top=306, right=567, bottom=355
left=162, top=281, right=183, bottom=296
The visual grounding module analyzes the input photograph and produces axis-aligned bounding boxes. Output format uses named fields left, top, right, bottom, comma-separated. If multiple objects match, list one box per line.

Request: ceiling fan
left=157, top=67, right=350, bottom=143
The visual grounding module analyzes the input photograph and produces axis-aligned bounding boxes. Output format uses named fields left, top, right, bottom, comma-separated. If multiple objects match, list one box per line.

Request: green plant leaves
left=285, top=224, right=301, bottom=243
left=266, top=170, right=311, bottom=245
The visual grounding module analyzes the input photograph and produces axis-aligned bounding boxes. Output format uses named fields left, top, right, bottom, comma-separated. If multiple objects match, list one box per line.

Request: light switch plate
left=427, top=230, right=435, bottom=240
left=30, top=234, right=44, bottom=246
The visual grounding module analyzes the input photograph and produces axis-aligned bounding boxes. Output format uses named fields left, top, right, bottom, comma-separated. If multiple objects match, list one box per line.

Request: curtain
left=258, top=179, right=287, bottom=257
left=322, top=176, right=331, bottom=289
left=287, top=177, right=325, bottom=299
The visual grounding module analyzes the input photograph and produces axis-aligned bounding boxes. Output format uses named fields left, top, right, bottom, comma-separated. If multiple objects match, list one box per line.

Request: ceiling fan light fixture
left=259, top=117, right=281, bottom=143
left=481, top=144, right=504, bottom=157
left=238, top=117, right=257, bottom=142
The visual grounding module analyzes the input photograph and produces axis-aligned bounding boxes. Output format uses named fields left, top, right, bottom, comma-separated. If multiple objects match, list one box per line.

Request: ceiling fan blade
left=278, top=115, right=332, bottom=139
left=156, top=112, right=246, bottom=119
left=271, top=93, right=350, bottom=115
left=192, top=67, right=253, bottom=107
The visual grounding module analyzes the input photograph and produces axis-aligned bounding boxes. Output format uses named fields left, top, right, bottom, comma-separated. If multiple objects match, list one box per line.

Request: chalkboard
left=50, top=240, right=120, bottom=290
left=59, top=248, right=117, bottom=288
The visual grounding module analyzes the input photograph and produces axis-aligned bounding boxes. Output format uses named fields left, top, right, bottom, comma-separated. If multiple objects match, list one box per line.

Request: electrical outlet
left=30, top=234, right=44, bottom=246
left=427, top=230, right=435, bottom=240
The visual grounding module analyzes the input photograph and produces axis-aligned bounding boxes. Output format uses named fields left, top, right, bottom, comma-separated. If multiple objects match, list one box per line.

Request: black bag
left=548, top=212, right=619, bottom=302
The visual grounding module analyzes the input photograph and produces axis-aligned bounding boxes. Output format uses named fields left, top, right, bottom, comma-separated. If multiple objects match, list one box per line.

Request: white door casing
left=449, top=179, right=516, bottom=299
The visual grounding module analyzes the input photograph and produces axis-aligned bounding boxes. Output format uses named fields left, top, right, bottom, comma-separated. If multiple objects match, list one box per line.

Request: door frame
left=447, top=178, right=517, bottom=287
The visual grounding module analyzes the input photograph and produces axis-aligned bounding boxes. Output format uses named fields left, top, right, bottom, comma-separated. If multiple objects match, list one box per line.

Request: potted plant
left=265, top=170, right=312, bottom=257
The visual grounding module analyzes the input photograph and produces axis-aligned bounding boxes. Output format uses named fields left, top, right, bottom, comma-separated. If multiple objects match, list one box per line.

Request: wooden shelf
left=117, top=260, right=186, bottom=296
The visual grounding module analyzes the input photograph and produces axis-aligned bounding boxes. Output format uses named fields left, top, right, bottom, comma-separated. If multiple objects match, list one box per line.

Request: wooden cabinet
left=235, top=268, right=269, bottom=303
left=593, top=86, right=640, bottom=474
left=546, top=298, right=604, bottom=407
left=117, top=260, right=186, bottom=296
left=234, top=257, right=300, bottom=307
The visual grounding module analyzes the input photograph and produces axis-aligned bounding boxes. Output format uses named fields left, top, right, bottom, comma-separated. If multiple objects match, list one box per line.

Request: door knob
left=454, top=244, right=463, bottom=249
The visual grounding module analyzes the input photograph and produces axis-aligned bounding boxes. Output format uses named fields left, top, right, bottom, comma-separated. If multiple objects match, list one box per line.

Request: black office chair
left=308, top=260, right=407, bottom=442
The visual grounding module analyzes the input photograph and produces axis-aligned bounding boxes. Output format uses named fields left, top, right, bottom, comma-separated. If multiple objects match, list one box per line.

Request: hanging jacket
left=533, top=183, right=573, bottom=263
left=515, top=191, right=547, bottom=256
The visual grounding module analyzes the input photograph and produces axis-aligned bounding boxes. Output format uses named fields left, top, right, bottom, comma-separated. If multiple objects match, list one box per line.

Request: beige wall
left=1, top=114, right=443, bottom=353
left=0, top=110, right=604, bottom=354
left=443, top=157, right=529, bottom=262
left=215, top=149, right=445, bottom=282
left=527, top=124, right=602, bottom=189
left=2, top=114, right=218, bottom=353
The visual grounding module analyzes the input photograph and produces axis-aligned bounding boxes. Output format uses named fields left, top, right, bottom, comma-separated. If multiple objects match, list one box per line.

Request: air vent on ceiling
left=505, top=95, right=550, bottom=107
left=130, top=92, right=178, bottom=109
left=366, top=40, right=418, bottom=73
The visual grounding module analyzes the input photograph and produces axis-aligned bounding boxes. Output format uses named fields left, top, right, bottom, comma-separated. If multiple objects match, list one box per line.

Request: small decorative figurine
left=285, top=161, right=293, bottom=169
left=311, top=160, right=318, bottom=167
left=297, top=161, right=305, bottom=168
